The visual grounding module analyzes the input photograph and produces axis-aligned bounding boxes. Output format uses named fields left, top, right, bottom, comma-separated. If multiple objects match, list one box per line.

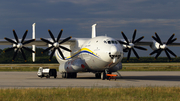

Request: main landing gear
left=95, top=69, right=112, bottom=80
left=95, top=73, right=101, bottom=79
left=62, top=72, right=77, bottom=78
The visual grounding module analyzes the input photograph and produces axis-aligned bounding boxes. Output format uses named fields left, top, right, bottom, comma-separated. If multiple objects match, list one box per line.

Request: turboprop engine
left=150, top=40, right=160, bottom=50
left=149, top=33, right=177, bottom=61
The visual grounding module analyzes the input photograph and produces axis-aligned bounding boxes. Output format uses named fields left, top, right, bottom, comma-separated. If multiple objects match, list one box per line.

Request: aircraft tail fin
left=92, top=24, right=97, bottom=38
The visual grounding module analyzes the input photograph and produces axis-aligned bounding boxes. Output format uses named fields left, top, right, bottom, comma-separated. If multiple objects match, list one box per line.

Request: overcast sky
left=0, top=0, right=180, bottom=57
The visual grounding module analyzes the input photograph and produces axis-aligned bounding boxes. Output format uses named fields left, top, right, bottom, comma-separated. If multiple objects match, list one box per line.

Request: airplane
left=1, top=23, right=180, bottom=80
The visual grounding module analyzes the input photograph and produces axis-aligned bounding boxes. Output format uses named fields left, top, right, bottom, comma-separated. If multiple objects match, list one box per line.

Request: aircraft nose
left=109, top=46, right=121, bottom=61
left=110, top=46, right=118, bottom=55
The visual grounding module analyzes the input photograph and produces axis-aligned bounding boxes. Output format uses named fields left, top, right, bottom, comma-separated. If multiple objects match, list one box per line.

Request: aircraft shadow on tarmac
left=34, top=76, right=180, bottom=82
left=116, top=76, right=180, bottom=81
left=75, top=76, right=180, bottom=81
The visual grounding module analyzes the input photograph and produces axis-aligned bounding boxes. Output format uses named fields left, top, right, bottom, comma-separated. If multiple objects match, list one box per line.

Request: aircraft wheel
left=72, top=73, right=77, bottom=78
left=66, top=73, right=71, bottom=78
left=66, top=73, right=77, bottom=78
left=95, top=73, right=101, bottom=78
left=62, top=73, right=66, bottom=78
left=101, top=72, right=106, bottom=80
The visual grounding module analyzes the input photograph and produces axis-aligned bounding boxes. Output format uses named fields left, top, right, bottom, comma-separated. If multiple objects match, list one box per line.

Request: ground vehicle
left=37, top=67, right=57, bottom=78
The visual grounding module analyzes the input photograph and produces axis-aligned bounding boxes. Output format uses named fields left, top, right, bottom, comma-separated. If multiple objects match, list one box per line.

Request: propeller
left=4, top=30, right=36, bottom=62
left=119, top=29, right=147, bottom=62
left=150, top=32, right=177, bottom=61
left=40, top=29, right=72, bottom=61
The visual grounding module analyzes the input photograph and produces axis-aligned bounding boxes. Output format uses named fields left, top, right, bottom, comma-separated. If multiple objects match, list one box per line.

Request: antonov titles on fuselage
left=1, top=23, right=180, bottom=80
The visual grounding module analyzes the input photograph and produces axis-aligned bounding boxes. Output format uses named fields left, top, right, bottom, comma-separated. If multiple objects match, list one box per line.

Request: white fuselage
left=55, top=36, right=123, bottom=72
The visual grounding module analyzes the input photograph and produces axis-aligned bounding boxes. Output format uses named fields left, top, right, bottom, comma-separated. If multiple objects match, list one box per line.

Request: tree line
left=0, top=48, right=57, bottom=63
left=0, top=48, right=179, bottom=63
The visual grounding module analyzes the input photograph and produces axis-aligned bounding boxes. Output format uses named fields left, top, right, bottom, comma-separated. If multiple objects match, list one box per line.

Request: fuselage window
left=111, top=41, right=115, bottom=44
left=104, top=41, right=107, bottom=43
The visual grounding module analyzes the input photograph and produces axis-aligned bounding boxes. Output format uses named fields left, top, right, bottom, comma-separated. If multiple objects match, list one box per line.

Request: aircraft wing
left=134, top=41, right=180, bottom=46
left=0, top=38, right=76, bottom=46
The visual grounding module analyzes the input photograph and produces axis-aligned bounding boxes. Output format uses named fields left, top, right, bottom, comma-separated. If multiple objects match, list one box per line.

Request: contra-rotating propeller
left=40, top=29, right=72, bottom=61
left=119, top=29, right=147, bottom=62
left=4, top=30, right=36, bottom=62
left=150, top=32, right=177, bottom=61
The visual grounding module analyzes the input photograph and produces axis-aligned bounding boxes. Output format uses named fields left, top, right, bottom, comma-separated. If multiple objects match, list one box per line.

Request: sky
left=0, top=0, right=180, bottom=57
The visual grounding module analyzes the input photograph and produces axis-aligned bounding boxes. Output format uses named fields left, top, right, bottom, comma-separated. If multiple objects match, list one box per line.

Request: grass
left=0, top=64, right=59, bottom=71
left=1, top=63, right=180, bottom=71
left=121, top=63, right=180, bottom=71
left=0, top=87, right=180, bottom=101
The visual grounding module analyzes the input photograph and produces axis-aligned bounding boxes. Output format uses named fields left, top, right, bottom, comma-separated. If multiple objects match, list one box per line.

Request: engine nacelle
left=150, top=40, right=160, bottom=50
left=119, top=39, right=130, bottom=52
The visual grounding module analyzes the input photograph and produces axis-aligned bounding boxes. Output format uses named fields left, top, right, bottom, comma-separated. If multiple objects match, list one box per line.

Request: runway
left=0, top=71, right=180, bottom=88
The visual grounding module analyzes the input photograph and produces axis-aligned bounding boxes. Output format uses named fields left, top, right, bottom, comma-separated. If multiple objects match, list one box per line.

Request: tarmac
left=0, top=71, right=180, bottom=88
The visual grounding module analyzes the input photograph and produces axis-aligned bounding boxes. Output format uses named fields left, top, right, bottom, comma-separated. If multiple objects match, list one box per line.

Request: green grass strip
left=0, top=87, right=180, bottom=101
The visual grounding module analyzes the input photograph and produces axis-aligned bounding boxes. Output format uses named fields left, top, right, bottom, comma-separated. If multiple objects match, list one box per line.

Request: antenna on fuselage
left=92, top=24, right=96, bottom=38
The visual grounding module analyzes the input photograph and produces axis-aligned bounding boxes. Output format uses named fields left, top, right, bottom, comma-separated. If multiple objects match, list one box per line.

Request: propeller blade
left=134, top=46, right=147, bottom=51
left=49, top=48, right=56, bottom=61
left=20, top=48, right=27, bottom=62
left=154, top=49, right=162, bottom=60
left=132, top=29, right=136, bottom=43
left=127, top=48, right=131, bottom=62
left=21, top=30, right=28, bottom=43
left=23, top=39, right=35, bottom=45
left=164, top=49, right=172, bottom=61
left=42, top=46, right=54, bottom=54
left=166, top=48, right=177, bottom=57
left=4, top=37, right=17, bottom=44
left=22, top=46, right=35, bottom=53
left=57, top=29, right=63, bottom=42
left=121, top=31, right=129, bottom=44
left=155, top=32, right=163, bottom=45
left=166, top=34, right=175, bottom=45
left=59, top=36, right=72, bottom=44
left=167, top=38, right=177, bottom=45
left=118, top=40, right=129, bottom=45
left=40, top=38, right=53, bottom=44
left=133, top=36, right=144, bottom=44
left=150, top=49, right=161, bottom=55
left=57, top=48, right=65, bottom=60
left=48, top=30, right=56, bottom=42
left=4, top=47, right=16, bottom=53
left=152, top=36, right=159, bottom=43
left=13, top=30, right=19, bottom=43
left=59, top=46, right=72, bottom=52
left=12, top=48, right=19, bottom=61
left=132, top=48, right=140, bottom=60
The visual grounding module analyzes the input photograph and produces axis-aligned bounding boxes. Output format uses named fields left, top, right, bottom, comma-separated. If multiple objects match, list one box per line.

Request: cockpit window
left=115, top=41, right=118, bottom=44
left=104, top=40, right=118, bottom=44
left=108, top=41, right=111, bottom=44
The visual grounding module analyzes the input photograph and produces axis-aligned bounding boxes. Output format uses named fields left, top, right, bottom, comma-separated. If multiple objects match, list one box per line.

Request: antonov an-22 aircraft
left=1, top=23, right=180, bottom=80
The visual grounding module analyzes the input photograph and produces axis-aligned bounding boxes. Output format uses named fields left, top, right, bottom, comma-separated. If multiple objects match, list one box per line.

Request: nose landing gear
left=101, top=69, right=112, bottom=80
